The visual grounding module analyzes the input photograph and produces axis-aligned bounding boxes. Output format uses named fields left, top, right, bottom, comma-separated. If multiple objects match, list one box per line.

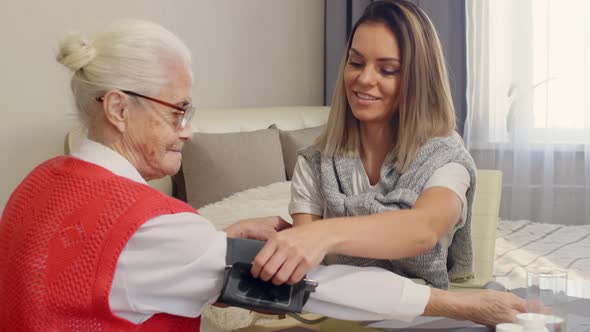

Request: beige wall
left=0, top=1, right=324, bottom=212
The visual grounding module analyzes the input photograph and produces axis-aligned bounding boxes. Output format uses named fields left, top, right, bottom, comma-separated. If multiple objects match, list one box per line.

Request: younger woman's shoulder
left=427, top=131, right=465, bottom=150
left=297, top=145, right=322, bottom=163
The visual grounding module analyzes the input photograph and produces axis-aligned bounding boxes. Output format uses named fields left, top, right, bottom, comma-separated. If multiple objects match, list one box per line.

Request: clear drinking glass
left=526, top=266, right=568, bottom=332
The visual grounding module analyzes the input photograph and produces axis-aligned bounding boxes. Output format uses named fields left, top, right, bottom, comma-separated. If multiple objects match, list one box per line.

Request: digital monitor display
left=234, top=266, right=292, bottom=307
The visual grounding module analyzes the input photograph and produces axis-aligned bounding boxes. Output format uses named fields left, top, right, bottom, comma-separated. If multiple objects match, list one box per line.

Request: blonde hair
left=316, top=0, right=456, bottom=172
left=56, top=20, right=192, bottom=127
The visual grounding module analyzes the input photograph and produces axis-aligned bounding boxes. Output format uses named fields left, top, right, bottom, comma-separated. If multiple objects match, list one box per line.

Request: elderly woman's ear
left=101, top=89, right=130, bottom=133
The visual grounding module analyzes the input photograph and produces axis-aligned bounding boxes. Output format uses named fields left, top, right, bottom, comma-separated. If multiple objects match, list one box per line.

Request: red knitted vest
left=0, top=156, right=202, bottom=331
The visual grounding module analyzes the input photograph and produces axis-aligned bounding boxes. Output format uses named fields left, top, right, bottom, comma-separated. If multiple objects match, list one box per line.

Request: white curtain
left=465, top=0, right=590, bottom=225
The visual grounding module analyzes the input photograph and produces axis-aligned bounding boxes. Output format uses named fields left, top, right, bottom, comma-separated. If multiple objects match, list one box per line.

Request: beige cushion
left=182, top=128, right=286, bottom=209
left=279, top=126, right=324, bottom=180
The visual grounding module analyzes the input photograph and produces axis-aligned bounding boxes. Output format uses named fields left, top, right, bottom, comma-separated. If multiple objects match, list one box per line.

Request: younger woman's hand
left=250, top=222, right=334, bottom=285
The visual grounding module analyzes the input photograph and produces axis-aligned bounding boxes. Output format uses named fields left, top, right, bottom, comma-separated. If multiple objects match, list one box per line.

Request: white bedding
left=197, top=181, right=590, bottom=330
left=494, top=219, right=590, bottom=293
left=199, top=181, right=294, bottom=229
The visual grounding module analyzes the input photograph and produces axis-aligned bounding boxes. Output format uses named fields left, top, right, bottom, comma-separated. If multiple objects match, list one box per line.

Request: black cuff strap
left=218, top=238, right=315, bottom=313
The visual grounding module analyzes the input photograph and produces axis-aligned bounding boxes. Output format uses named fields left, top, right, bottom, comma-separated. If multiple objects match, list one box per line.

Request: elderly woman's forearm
left=422, top=288, right=463, bottom=320
left=302, top=265, right=430, bottom=321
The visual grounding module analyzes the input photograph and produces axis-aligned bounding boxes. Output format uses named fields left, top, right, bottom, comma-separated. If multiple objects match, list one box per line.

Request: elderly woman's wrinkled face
left=344, top=22, right=401, bottom=124
left=124, top=61, right=193, bottom=181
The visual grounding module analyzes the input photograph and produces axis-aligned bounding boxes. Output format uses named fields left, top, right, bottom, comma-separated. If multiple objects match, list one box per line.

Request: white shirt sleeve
left=289, top=155, right=324, bottom=216
left=109, top=212, right=227, bottom=324
left=423, top=162, right=470, bottom=227
left=110, top=213, right=431, bottom=324
left=304, top=265, right=430, bottom=322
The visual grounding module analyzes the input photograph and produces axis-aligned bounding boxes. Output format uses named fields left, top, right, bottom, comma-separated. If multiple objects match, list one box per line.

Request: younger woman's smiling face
left=344, top=22, right=402, bottom=124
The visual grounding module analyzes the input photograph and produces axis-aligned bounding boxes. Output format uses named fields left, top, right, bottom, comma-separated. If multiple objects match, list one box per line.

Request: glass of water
left=526, top=266, right=568, bottom=331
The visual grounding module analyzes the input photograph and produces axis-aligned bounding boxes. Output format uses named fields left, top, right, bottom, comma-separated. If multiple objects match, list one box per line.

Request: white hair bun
left=56, top=32, right=97, bottom=71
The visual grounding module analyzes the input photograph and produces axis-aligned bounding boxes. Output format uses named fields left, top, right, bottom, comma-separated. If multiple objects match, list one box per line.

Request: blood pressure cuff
left=217, top=238, right=313, bottom=313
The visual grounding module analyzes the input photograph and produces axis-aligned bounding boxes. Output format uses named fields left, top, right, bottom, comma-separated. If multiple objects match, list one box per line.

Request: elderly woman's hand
left=427, top=289, right=527, bottom=327
left=461, top=290, right=528, bottom=326
left=224, top=216, right=291, bottom=241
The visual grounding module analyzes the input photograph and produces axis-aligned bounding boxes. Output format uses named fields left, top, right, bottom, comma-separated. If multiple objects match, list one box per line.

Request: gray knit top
left=298, top=132, right=477, bottom=289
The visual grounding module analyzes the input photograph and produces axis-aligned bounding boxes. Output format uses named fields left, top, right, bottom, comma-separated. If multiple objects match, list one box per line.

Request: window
left=475, top=0, right=590, bottom=145
left=532, top=0, right=589, bottom=132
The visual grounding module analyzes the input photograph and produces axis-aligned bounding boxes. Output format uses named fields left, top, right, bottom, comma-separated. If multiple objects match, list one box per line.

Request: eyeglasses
left=96, top=90, right=195, bottom=130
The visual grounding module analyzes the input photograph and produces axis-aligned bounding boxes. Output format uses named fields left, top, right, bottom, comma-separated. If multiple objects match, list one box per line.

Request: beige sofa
left=66, top=106, right=502, bottom=329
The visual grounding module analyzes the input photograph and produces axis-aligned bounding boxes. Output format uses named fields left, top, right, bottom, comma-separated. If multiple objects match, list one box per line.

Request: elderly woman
left=0, top=20, right=288, bottom=331
left=0, top=20, right=526, bottom=331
